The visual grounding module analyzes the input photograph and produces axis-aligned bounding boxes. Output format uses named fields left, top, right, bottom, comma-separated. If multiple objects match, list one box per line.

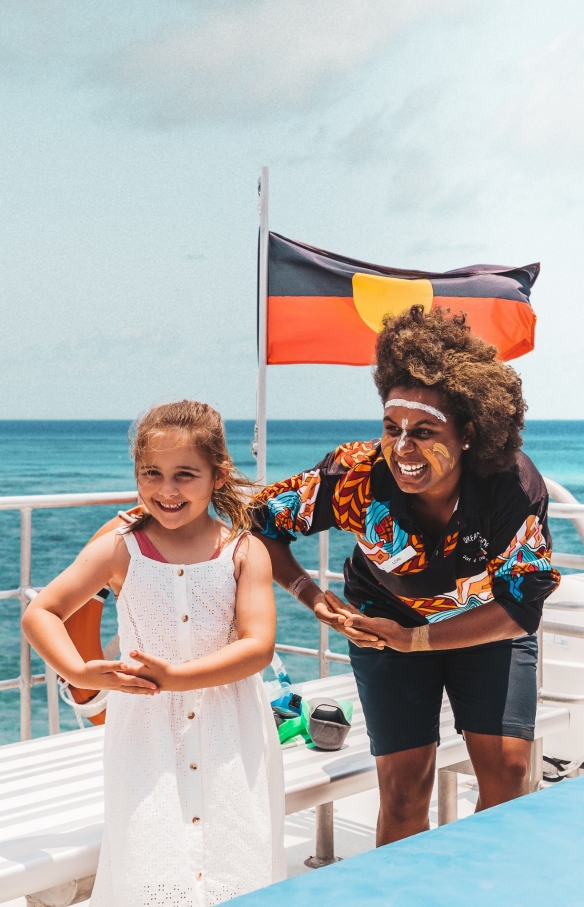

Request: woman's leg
left=348, top=641, right=445, bottom=845
left=464, top=732, right=532, bottom=811
left=375, top=743, right=437, bottom=845
left=445, top=634, right=537, bottom=811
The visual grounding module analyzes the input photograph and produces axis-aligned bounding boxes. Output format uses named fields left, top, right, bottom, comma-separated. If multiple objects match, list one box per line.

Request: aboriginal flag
left=267, top=233, right=538, bottom=365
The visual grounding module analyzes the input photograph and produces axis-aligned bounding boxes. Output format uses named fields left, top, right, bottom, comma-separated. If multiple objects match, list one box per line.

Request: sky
left=1, top=0, right=583, bottom=421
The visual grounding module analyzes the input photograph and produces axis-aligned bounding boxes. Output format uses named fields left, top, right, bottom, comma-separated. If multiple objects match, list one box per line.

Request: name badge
left=385, top=545, right=417, bottom=572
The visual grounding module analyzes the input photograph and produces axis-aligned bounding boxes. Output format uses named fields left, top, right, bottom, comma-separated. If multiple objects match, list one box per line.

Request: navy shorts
left=349, top=635, right=538, bottom=757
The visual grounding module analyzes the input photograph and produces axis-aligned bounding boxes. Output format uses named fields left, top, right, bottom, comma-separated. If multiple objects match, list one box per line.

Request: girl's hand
left=343, top=612, right=412, bottom=651
left=120, top=650, right=177, bottom=691
left=314, top=591, right=384, bottom=649
left=77, top=660, right=160, bottom=695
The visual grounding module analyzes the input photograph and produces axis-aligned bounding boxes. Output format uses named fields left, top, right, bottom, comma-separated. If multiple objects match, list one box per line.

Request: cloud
left=0, top=0, right=459, bottom=127
left=331, top=18, right=584, bottom=240
left=335, top=111, right=391, bottom=165
left=97, top=0, right=449, bottom=125
left=501, top=30, right=584, bottom=162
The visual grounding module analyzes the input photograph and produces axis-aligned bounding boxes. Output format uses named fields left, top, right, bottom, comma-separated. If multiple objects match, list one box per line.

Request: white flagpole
left=255, top=166, right=269, bottom=484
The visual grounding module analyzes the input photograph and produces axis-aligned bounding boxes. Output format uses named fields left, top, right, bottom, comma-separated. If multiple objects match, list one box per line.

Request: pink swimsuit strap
left=133, top=529, right=223, bottom=563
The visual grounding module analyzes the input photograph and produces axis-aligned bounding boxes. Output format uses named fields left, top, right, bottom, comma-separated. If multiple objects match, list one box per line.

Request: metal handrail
left=0, top=491, right=138, bottom=511
left=2, top=481, right=584, bottom=742
left=539, top=477, right=584, bottom=710
left=548, top=502, right=584, bottom=517
left=545, top=601, right=584, bottom=611
left=539, top=690, right=584, bottom=704
left=542, top=621, right=584, bottom=639
left=0, top=492, right=138, bottom=741
left=0, top=490, right=350, bottom=740
left=550, top=553, right=584, bottom=569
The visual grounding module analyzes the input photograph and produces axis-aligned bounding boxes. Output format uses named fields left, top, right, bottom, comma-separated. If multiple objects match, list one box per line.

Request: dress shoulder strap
left=117, top=527, right=141, bottom=558
left=225, top=530, right=251, bottom=561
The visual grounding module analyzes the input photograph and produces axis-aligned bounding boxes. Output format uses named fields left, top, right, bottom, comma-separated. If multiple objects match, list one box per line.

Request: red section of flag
left=267, top=295, right=536, bottom=365
left=267, top=296, right=376, bottom=366
left=431, top=297, right=536, bottom=360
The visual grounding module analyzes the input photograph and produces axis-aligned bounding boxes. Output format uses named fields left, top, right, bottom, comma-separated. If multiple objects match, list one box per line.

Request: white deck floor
left=4, top=772, right=480, bottom=907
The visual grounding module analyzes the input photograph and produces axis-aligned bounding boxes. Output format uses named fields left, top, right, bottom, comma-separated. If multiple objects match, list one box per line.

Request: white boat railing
left=1, top=478, right=584, bottom=742
left=0, top=492, right=139, bottom=742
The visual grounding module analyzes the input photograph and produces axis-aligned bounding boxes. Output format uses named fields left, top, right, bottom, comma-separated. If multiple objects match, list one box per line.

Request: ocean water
left=1, top=419, right=583, bottom=744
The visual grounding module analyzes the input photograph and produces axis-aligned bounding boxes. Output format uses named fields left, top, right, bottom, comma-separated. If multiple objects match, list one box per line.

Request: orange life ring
left=64, top=505, right=145, bottom=725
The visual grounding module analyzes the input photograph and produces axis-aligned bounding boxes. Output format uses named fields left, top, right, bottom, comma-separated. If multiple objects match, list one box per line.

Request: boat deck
left=2, top=669, right=573, bottom=905
left=3, top=769, right=481, bottom=907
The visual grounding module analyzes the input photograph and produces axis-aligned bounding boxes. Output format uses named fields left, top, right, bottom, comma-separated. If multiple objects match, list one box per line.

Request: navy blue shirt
left=252, top=442, right=559, bottom=635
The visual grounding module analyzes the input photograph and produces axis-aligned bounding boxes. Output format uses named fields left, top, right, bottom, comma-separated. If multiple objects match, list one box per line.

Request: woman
left=252, top=305, right=559, bottom=846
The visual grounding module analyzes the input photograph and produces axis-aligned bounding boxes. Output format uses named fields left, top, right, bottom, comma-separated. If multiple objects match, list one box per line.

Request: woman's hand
left=342, top=610, right=412, bottom=651
left=119, top=650, right=178, bottom=691
left=315, top=591, right=385, bottom=649
left=75, top=660, right=160, bottom=695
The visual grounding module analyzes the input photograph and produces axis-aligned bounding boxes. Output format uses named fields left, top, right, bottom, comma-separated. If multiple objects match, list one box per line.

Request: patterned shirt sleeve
left=251, top=441, right=378, bottom=543
left=486, top=492, right=560, bottom=634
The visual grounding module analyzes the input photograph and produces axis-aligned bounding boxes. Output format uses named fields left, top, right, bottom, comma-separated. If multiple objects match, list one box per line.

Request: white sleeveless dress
left=90, top=530, right=286, bottom=907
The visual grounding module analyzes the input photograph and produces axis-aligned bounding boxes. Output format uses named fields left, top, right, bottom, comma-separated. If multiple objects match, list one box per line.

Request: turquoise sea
left=1, top=420, right=584, bottom=744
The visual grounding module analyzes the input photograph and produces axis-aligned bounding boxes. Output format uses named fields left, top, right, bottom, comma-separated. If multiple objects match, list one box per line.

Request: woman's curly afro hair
left=373, top=305, right=526, bottom=477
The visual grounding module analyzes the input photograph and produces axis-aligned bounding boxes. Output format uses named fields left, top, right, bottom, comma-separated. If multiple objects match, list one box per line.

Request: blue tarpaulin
left=232, top=777, right=584, bottom=906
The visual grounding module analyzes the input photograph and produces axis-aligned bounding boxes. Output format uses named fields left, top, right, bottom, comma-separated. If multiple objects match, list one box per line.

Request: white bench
left=0, top=673, right=569, bottom=905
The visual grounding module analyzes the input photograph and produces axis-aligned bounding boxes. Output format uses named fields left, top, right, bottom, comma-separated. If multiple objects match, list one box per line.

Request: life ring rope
left=58, top=633, right=120, bottom=726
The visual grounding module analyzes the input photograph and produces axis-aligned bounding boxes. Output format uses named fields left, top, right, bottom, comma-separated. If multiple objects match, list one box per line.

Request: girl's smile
left=155, top=500, right=188, bottom=512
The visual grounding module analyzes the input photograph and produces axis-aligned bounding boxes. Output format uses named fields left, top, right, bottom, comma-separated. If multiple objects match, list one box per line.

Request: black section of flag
left=268, top=232, right=539, bottom=303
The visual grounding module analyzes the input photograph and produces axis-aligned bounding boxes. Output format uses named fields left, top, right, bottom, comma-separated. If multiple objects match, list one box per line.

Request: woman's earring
left=463, top=443, right=470, bottom=450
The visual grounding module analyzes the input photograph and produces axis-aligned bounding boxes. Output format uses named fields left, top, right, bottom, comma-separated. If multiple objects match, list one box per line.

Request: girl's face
left=136, top=435, right=227, bottom=530
left=381, top=386, right=473, bottom=497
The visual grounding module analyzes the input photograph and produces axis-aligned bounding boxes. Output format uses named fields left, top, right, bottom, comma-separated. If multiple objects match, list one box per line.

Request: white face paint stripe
left=395, top=418, right=408, bottom=453
left=384, top=399, right=447, bottom=423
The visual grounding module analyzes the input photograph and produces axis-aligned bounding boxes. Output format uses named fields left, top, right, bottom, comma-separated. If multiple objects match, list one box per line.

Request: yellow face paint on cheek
left=421, top=442, right=455, bottom=478
left=421, top=447, right=444, bottom=476
left=381, top=434, right=395, bottom=468
left=432, top=443, right=451, bottom=461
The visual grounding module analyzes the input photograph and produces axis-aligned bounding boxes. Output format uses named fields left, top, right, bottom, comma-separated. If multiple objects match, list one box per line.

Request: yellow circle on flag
left=352, top=273, right=434, bottom=332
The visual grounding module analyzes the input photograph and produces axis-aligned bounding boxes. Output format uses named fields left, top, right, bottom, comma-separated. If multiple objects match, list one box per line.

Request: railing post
left=531, top=620, right=544, bottom=791
left=438, top=769, right=458, bottom=825
left=23, top=587, right=61, bottom=736
left=318, top=532, right=330, bottom=679
left=306, top=532, right=343, bottom=868
left=19, top=507, right=33, bottom=741
left=304, top=802, right=341, bottom=869
left=45, top=664, right=61, bottom=736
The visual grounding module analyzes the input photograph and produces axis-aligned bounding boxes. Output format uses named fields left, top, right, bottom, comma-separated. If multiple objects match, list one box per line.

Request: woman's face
left=381, top=386, right=473, bottom=496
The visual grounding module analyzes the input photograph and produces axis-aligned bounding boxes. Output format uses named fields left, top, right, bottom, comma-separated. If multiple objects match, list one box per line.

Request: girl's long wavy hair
left=128, top=400, right=254, bottom=541
left=373, top=305, right=526, bottom=476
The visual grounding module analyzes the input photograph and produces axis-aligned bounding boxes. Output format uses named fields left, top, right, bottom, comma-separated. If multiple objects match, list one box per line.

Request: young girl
left=23, top=400, right=286, bottom=906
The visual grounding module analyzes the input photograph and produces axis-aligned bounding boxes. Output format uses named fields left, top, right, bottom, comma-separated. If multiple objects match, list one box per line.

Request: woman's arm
left=122, top=535, right=280, bottom=691
left=250, top=449, right=383, bottom=649
left=253, top=534, right=383, bottom=649
left=327, top=490, right=559, bottom=651
left=330, top=593, right=526, bottom=652
left=21, top=532, right=159, bottom=695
